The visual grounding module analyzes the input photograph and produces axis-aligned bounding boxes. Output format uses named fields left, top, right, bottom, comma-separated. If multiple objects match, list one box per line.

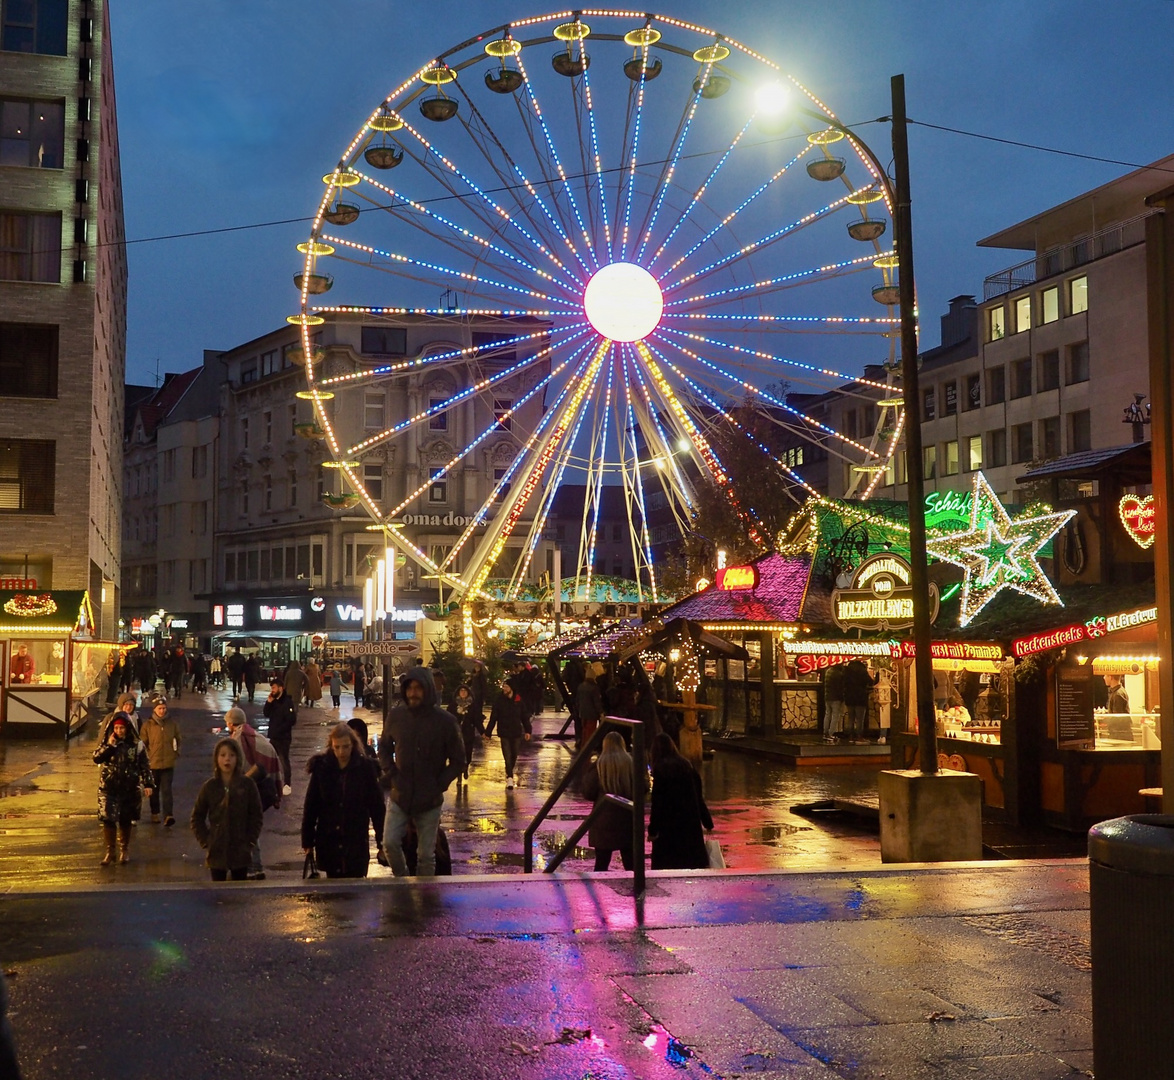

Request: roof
left=1016, top=442, right=1150, bottom=482
left=658, top=552, right=814, bottom=624
left=978, top=153, right=1174, bottom=251
left=126, top=368, right=202, bottom=442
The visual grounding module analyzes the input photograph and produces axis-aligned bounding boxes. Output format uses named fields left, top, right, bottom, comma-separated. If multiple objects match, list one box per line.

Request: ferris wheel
left=293, top=10, right=905, bottom=605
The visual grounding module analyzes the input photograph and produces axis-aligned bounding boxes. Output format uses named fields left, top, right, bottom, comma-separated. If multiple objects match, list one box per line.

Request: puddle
left=746, top=824, right=813, bottom=843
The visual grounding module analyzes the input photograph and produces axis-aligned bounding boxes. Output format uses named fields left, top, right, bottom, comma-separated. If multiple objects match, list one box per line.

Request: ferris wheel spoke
left=620, top=352, right=659, bottom=601
left=354, top=169, right=580, bottom=298
left=662, top=145, right=812, bottom=278
left=661, top=312, right=898, bottom=334
left=343, top=326, right=592, bottom=457
left=576, top=353, right=615, bottom=600
left=624, top=344, right=697, bottom=514
left=664, top=181, right=874, bottom=293
left=616, top=52, right=652, bottom=260
left=578, top=65, right=613, bottom=262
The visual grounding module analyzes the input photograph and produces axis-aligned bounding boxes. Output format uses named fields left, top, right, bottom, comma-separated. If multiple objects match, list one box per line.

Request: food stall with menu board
left=0, top=590, right=117, bottom=737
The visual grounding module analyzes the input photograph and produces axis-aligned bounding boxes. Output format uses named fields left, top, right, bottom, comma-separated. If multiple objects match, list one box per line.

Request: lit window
left=943, top=441, right=959, bottom=476
left=1015, top=295, right=1031, bottom=333
left=923, top=445, right=936, bottom=480
left=1041, top=287, right=1059, bottom=324
left=1070, top=276, right=1088, bottom=315
left=967, top=435, right=983, bottom=472
left=987, top=306, right=1005, bottom=341
left=429, top=468, right=447, bottom=503
left=0, top=99, right=64, bottom=168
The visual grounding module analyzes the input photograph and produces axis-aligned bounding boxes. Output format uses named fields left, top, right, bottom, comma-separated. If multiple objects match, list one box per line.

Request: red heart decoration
left=1119, top=494, right=1156, bottom=549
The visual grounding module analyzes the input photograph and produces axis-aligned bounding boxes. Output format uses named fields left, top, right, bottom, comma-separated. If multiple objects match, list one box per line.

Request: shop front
left=0, top=590, right=117, bottom=738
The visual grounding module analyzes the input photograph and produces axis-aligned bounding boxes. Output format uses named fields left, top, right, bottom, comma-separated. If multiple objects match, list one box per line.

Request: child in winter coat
left=190, top=739, right=262, bottom=881
left=93, top=712, right=154, bottom=865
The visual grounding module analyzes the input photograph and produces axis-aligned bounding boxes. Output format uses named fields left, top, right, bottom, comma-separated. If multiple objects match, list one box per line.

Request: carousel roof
left=657, top=553, right=816, bottom=625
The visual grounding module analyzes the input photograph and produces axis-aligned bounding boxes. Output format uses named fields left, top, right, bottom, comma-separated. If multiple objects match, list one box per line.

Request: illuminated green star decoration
left=924, top=472, right=1075, bottom=627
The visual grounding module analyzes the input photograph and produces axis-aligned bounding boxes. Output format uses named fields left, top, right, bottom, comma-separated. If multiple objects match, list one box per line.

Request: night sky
left=110, top=1, right=1174, bottom=386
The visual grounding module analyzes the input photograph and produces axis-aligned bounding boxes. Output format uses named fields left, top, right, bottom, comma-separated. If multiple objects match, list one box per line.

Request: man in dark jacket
left=378, top=666, right=464, bottom=877
left=263, top=677, right=297, bottom=796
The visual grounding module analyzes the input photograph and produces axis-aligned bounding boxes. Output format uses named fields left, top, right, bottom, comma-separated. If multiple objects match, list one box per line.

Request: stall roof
left=613, top=618, right=748, bottom=663
left=1016, top=441, right=1150, bottom=482
left=657, top=553, right=816, bottom=625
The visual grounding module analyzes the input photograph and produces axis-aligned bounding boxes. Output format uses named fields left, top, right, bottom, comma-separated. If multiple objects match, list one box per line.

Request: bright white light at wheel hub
left=583, top=262, right=663, bottom=342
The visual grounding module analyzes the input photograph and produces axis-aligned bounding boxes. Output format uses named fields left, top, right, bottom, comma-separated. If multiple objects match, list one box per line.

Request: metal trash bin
left=1088, top=814, right=1174, bottom=1079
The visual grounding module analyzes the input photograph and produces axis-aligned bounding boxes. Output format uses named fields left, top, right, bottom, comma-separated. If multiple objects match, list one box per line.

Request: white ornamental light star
left=924, top=472, right=1075, bottom=627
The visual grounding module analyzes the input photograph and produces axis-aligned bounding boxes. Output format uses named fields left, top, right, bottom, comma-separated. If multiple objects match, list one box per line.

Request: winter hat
left=224, top=707, right=246, bottom=728
left=111, top=712, right=131, bottom=729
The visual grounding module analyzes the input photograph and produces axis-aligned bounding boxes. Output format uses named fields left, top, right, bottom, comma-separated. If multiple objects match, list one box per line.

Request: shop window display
left=7, top=638, right=64, bottom=685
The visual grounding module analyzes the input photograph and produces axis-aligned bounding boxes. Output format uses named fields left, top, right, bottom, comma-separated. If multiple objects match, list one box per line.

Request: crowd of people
left=92, top=647, right=719, bottom=881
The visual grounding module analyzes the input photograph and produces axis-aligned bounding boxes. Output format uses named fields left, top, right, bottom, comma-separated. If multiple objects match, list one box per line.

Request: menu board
left=1056, top=666, right=1096, bottom=748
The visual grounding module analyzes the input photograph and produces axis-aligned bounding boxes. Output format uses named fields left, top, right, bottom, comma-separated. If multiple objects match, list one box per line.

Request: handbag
left=302, top=851, right=320, bottom=879
left=704, top=837, right=725, bottom=870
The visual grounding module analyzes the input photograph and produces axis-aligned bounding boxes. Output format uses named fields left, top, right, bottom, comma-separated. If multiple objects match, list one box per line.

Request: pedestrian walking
left=263, top=677, right=297, bottom=796
left=209, top=653, right=222, bottom=690
left=841, top=659, right=878, bottom=742
left=167, top=646, right=187, bottom=700
left=353, top=660, right=365, bottom=709
left=823, top=663, right=846, bottom=743
left=575, top=665, right=604, bottom=747
left=225, top=707, right=282, bottom=880
left=191, top=652, right=207, bottom=694
left=190, top=739, right=263, bottom=882
left=138, top=696, right=181, bottom=826
left=303, top=659, right=323, bottom=708
left=581, top=731, right=645, bottom=871
left=378, top=667, right=464, bottom=877
left=485, top=676, right=531, bottom=789
left=244, top=654, right=260, bottom=704
left=452, top=683, right=482, bottom=781
left=226, top=648, right=245, bottom=699
left=647, top=732, right=712, bottom=870
left=93, top=712, right=154, bottom=866
left=283, top=659, right=306, bottom=714
left=302, top=723, right=385, bottom=878
left=329, top=667, right=342, bottom=710
left=99, top=692, right=141, bottom=741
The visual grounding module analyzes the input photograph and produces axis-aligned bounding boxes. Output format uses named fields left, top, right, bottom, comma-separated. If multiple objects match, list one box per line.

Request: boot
left=118, top=823, right=131, bottom=864
left=101, top=824, right=117, bottom=866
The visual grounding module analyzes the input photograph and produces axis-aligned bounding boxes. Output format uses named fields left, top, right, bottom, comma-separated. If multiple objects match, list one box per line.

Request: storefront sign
left=832, top=554, right=937, bottom=632
left=398, top=512, right=479, bottom=528
left=1119, top=495, right=1156, bottom=549
left=786, top=639, right=896, bottom=657
left=213, top=604, right=244, bottom=628
left=310, top=596, right=326, bottom=612
left=351, top=640, right=420, bottom=657
left=716, top=566, right=757, bottom=591
left=794, top=653, right=852, bottom=676
left=925, top=490, right=974, bottom=529
left=0, top=578, right=37, bottom=590
left=1056, top=665, right=1096, bottom=748
left=259, top=604, right=303, bottom=622
left=898, top=641, right=1004, bottom=661
left=1013, top=605, right=1159, bottom=657
left=332, top=602, right=425, bottom=625
left=169, top=619, right=189, bottom=629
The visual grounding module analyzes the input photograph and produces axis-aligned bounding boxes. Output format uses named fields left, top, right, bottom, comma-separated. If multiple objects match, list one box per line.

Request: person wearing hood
left=302, top=723, right=385, bottom=878
left=485, top=676, right=531, bottom=790
left=93, top=712, right=154, bottom=865
left=138, top=697, right=181, bottom=826
left=99, top=691, right=141, bottom=742
left=378, top=666, right=464, bottom=877
left=225, top=706, right=282, bottom=879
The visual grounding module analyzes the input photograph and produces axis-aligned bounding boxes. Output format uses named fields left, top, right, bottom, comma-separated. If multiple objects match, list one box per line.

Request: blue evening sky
left=109, top=1, right=1174, bottom=385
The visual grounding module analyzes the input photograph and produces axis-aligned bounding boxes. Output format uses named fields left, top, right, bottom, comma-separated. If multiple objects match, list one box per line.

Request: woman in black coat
left=580, top=730, right=646, bottom=870
left=301, top=723, right=385, bottom=878
left=648, top=732, right=713, bottom=870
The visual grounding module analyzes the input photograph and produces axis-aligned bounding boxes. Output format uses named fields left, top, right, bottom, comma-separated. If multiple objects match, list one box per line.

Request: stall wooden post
left=678, top=688, right=703, bottom=768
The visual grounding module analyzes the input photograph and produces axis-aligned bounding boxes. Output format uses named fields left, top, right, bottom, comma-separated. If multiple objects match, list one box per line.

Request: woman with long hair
left=647, top=732, right=713, bottom=870
left=190, top=738, right=263, bottom=881
left=581, top=730, right=645, bottom=871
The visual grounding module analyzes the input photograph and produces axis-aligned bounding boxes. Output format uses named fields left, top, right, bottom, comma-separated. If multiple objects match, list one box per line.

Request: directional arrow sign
left=351, top=640, right=420, bottom=657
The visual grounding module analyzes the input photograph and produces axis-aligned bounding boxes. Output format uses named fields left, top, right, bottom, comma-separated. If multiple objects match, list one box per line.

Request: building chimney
left=940, top=295, right=977, bottom=350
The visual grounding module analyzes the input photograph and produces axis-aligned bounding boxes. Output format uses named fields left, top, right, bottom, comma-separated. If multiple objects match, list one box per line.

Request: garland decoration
left=3, top=594, right=57, bottom=618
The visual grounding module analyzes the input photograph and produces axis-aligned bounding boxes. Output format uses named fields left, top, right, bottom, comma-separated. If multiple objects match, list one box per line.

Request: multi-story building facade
left=209, top=312, right=551, bottom=662
left=0, top=0, right=126, bottom=637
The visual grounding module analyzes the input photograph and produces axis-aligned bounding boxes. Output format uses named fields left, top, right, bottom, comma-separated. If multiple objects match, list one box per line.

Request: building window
left=922, top=388, right=935, bottom=422
left=1014, top=295, right=1031, bottom=334
left=288, top=403, right=298, bottom=437
left=288, top=471, right=297, bottom=508
left=190, top=444, right=207, bottom=479
left=240, top=416, right=249, bottom=450
left=494, top=399, right=513, bottom=431
left=1069, top=276, right=1088, bottom=315
left=493, top=466, right=512, bottom=500
left=263, top=410, right=272, bottom=445
left=224, top=552, right=236, bottom=584
left=363, top=462, right=383, bottom=502
left=0, top=98, right=64, bottom=168
left=240, top=359, right=258, bottom=384
left=1011, top=358, right=1033, bottom=399
left=782, top=446, right=804, bottom=468
left=472, top=330, right=517, bottom=364
left=0, top=211, right=60, bottom=282
left=193, top=502, right=207, bottom=535
left=987, top=366, right=1005, bottom=404
left=1067, top=341, right=1090, bottom=384
left=361, top=326, right=408, bottom=355
left=1070, top=410, right=1091, bottom=453
left=0, top=439, right=54, bottom=513
left=239, top=482, right=249, bottom=517
left=364, top=393, right=385, bottom=430
left=965, top=374, right=980, bottom=411
left=967, top=434, right=983, bottom=472
left=428, top=467, right=447, bottom=503
left=0, top=322, right=57, bottom=397
left=263, top=475, right=273, bottom=511
left=1042, top=286, right=1059, bottom=324
left=842, top=409, right=858, bottom=438
left=943, top=440, right=959, bottom=476
left=260, top=349, right=278, bottom=377
left=1012, top=422, right=1033, bottom=464
left=1039, top=416, right=1061, bottom=459
left=988, top=429, right=1007, bottom=468
left=428, top=397, right=448, bottom=431
left=1, top=0, right=67, bottom=55
left=943, top=381, right=957, bottom=417
left=317, top=467, right=327, bottom=501
left=923, top=445, right=936, bottom=480
left=1037, top=350, right=1060, bottom=392
left=161, top=448, right=176, bottom=483
left=160, top=505, right=175, bottom=537
left=987, top=306, right=1005, bottom=341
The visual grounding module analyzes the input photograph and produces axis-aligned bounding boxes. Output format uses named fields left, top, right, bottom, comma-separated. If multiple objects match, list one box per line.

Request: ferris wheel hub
left=583, top=262, right=663, bottom=342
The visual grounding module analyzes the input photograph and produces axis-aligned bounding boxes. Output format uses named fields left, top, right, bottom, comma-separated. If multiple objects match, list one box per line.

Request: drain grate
left=962, top=914, right=1091, bottom=971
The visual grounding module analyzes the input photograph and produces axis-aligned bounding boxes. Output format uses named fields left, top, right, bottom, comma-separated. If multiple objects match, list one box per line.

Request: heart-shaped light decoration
left=1119, top=494, right=1156, bottom=549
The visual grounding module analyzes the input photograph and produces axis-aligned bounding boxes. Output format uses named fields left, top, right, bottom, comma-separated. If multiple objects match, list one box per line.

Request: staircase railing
left=523, top=715, right=646, bottom=894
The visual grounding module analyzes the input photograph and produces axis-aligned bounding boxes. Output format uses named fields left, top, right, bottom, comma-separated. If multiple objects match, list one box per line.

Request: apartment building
left=0, top=0, right=126, bottom=636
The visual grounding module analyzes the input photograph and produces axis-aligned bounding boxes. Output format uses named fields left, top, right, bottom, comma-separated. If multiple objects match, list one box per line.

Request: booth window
left=0, top=438, right=54, bottom=513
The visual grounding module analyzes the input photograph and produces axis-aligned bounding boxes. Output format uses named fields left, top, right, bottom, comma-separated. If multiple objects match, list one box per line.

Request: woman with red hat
left=93, top=712, right=154, bottom=866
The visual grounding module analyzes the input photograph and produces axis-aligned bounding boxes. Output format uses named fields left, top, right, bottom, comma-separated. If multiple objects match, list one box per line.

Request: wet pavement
left=0, top=687, right=893, bottom=889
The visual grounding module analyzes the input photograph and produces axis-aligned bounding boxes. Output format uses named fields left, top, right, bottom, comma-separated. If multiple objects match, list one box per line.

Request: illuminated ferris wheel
left=293, top=10, right=905, bottom=604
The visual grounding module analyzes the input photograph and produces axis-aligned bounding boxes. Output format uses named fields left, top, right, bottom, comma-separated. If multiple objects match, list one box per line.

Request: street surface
left=0, top=686, right=891, bottom=890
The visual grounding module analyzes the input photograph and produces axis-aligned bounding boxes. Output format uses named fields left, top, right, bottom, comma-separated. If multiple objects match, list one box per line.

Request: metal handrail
left=523, top=715, right=646, bottom=894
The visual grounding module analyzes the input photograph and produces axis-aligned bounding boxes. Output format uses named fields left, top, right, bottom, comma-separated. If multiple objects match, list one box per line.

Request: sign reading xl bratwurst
left=832, top=553, right=939, bottom=632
